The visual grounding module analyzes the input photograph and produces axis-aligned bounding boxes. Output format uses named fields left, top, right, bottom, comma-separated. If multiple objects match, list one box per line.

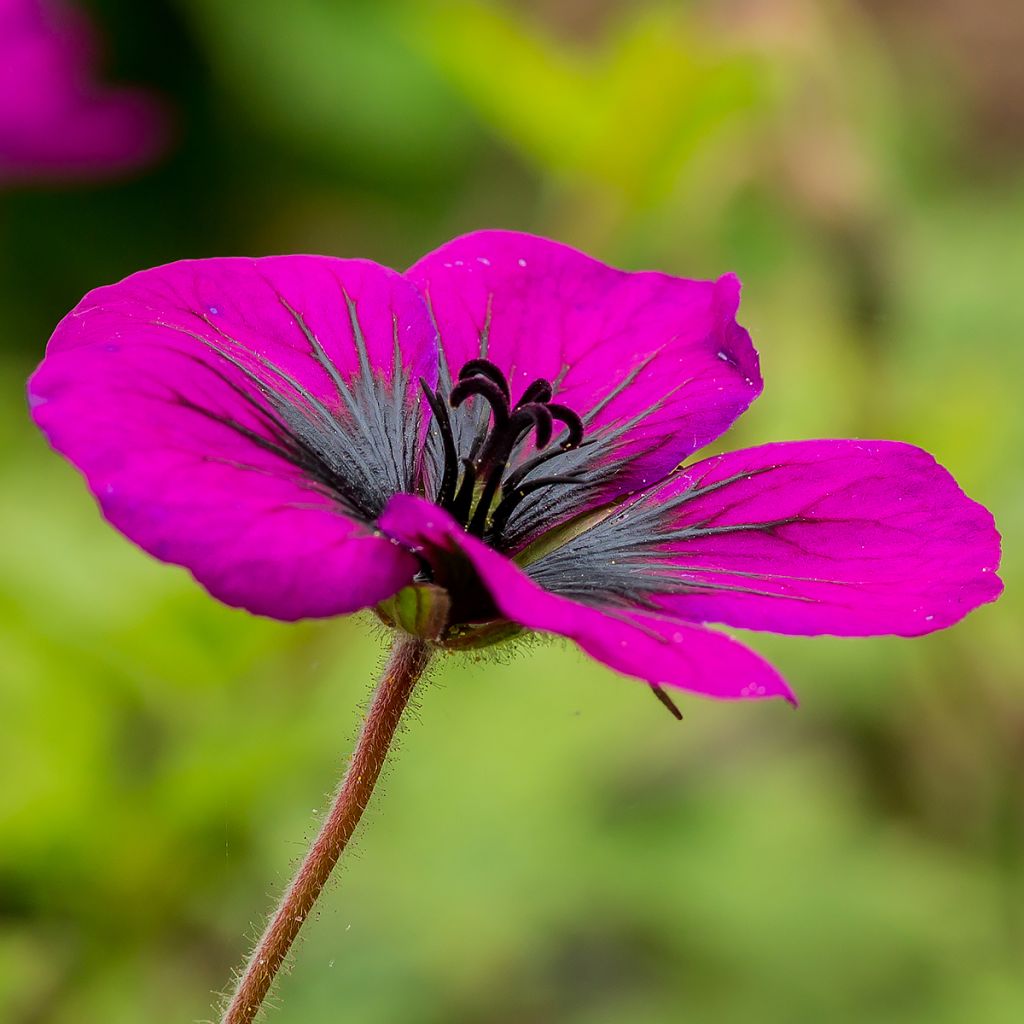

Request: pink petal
left=378, top=494, right=795, bottom=703
left=28, top=256, right=436, bottom=620
left=643, top=440, right=1003, bottom=636
left=0, top=0, right=169, bottom=181
left=406, top=230, right=762, bottom=499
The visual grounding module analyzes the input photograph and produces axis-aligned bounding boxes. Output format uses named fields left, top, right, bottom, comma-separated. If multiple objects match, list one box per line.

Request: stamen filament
left=450, top=458, right=477, bottom=524
left=421, top=381, right=459, bottom=509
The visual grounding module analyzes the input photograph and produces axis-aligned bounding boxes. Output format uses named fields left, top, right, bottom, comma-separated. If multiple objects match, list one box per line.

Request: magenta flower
left=27, top=230, right=1003, bottom=1022
left=28, top=230, right=1002, bottom=706
left=0, top=0, right=167, bottom=182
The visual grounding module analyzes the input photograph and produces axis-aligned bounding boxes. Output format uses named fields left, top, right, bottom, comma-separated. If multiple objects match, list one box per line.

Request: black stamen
left=450, top=375, right=511, bottom=424
left=650, top=684, right=684, bottom=721
left=468, top=405, right=555, bottom=536
left=467, top=475, right=501, bottom=537
left=450, top=458, right=477, bottom=525
left=508, top=403, right=554, bottom=452
left=420, top=379, right=458, bottom=508
left=430, top=360, right=590, bottom=545
left=451, top=373, right=512, bottom=467
left=546, top=404, right=584, bottom=449
left=458, top=358, right=511, bottom=403
left=517, top=378, right=553, bottom=406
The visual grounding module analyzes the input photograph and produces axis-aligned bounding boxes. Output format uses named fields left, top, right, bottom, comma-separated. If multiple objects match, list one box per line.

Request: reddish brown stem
left=221, top=635, right=431, bottom=1024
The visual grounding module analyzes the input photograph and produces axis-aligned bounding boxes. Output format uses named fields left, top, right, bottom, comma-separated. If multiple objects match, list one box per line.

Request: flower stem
left=220, top=634, right=432, bottom=1024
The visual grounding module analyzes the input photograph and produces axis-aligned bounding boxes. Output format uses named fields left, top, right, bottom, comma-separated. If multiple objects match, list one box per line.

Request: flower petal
left=378, top=494, right=794, bottom=703
left=604, top=440, right=1002, bottom=636
left=406, top=230, right=762, bottom=500
left=0, top=0, right=169, bottom=180
left=28, top=255, right=435, bottom=619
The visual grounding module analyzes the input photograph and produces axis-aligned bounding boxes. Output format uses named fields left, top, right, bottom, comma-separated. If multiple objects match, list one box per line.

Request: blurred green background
left=2, top=1, right=1022, bottom=1021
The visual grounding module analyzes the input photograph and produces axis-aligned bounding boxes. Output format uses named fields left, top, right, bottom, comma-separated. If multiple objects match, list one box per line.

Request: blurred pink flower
left=0, top=0, right=168, bottom=183
left=28, top=231, right=1003, bottom=705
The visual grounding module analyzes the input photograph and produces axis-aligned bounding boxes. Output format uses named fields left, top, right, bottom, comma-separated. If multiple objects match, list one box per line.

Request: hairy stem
left=221, top=635, right=432, bottom=1024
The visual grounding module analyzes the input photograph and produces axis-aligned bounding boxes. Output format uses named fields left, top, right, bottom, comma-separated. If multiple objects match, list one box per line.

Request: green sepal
left=376, top=584, right=451, bottom=641
left=440, top=619, right=525, bottom=650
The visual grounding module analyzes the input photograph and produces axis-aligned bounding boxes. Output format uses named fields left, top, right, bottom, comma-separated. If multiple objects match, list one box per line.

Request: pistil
left=421, top=358, right=585, bottom=546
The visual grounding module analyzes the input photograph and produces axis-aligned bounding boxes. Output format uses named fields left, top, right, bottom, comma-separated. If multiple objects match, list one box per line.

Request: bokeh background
left=2, top=1, right=1022, bottom=1021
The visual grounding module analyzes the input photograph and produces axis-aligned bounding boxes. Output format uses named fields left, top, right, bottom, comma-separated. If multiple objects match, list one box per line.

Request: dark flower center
left=421, top=359, right=585, bottom=547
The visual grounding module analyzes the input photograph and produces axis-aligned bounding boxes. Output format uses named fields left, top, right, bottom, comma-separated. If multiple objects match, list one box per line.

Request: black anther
left=450, top=374, right=510, bottom=414
left=517, top=378, right=553, bottom=407
left=429, top=359, right=589, bottom=542
left=458, top=359, right=510, bottom=402
left=546, top=404, right=584, bottom=449
left=508, top=403, right=553, bottom=451
left=449, top=377, right=511, bottom=449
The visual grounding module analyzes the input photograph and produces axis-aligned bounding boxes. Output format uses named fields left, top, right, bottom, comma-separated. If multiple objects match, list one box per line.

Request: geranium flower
left=27, top=230, right=1002, bottom=708
left=0, top=0, right=168, bottom=182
